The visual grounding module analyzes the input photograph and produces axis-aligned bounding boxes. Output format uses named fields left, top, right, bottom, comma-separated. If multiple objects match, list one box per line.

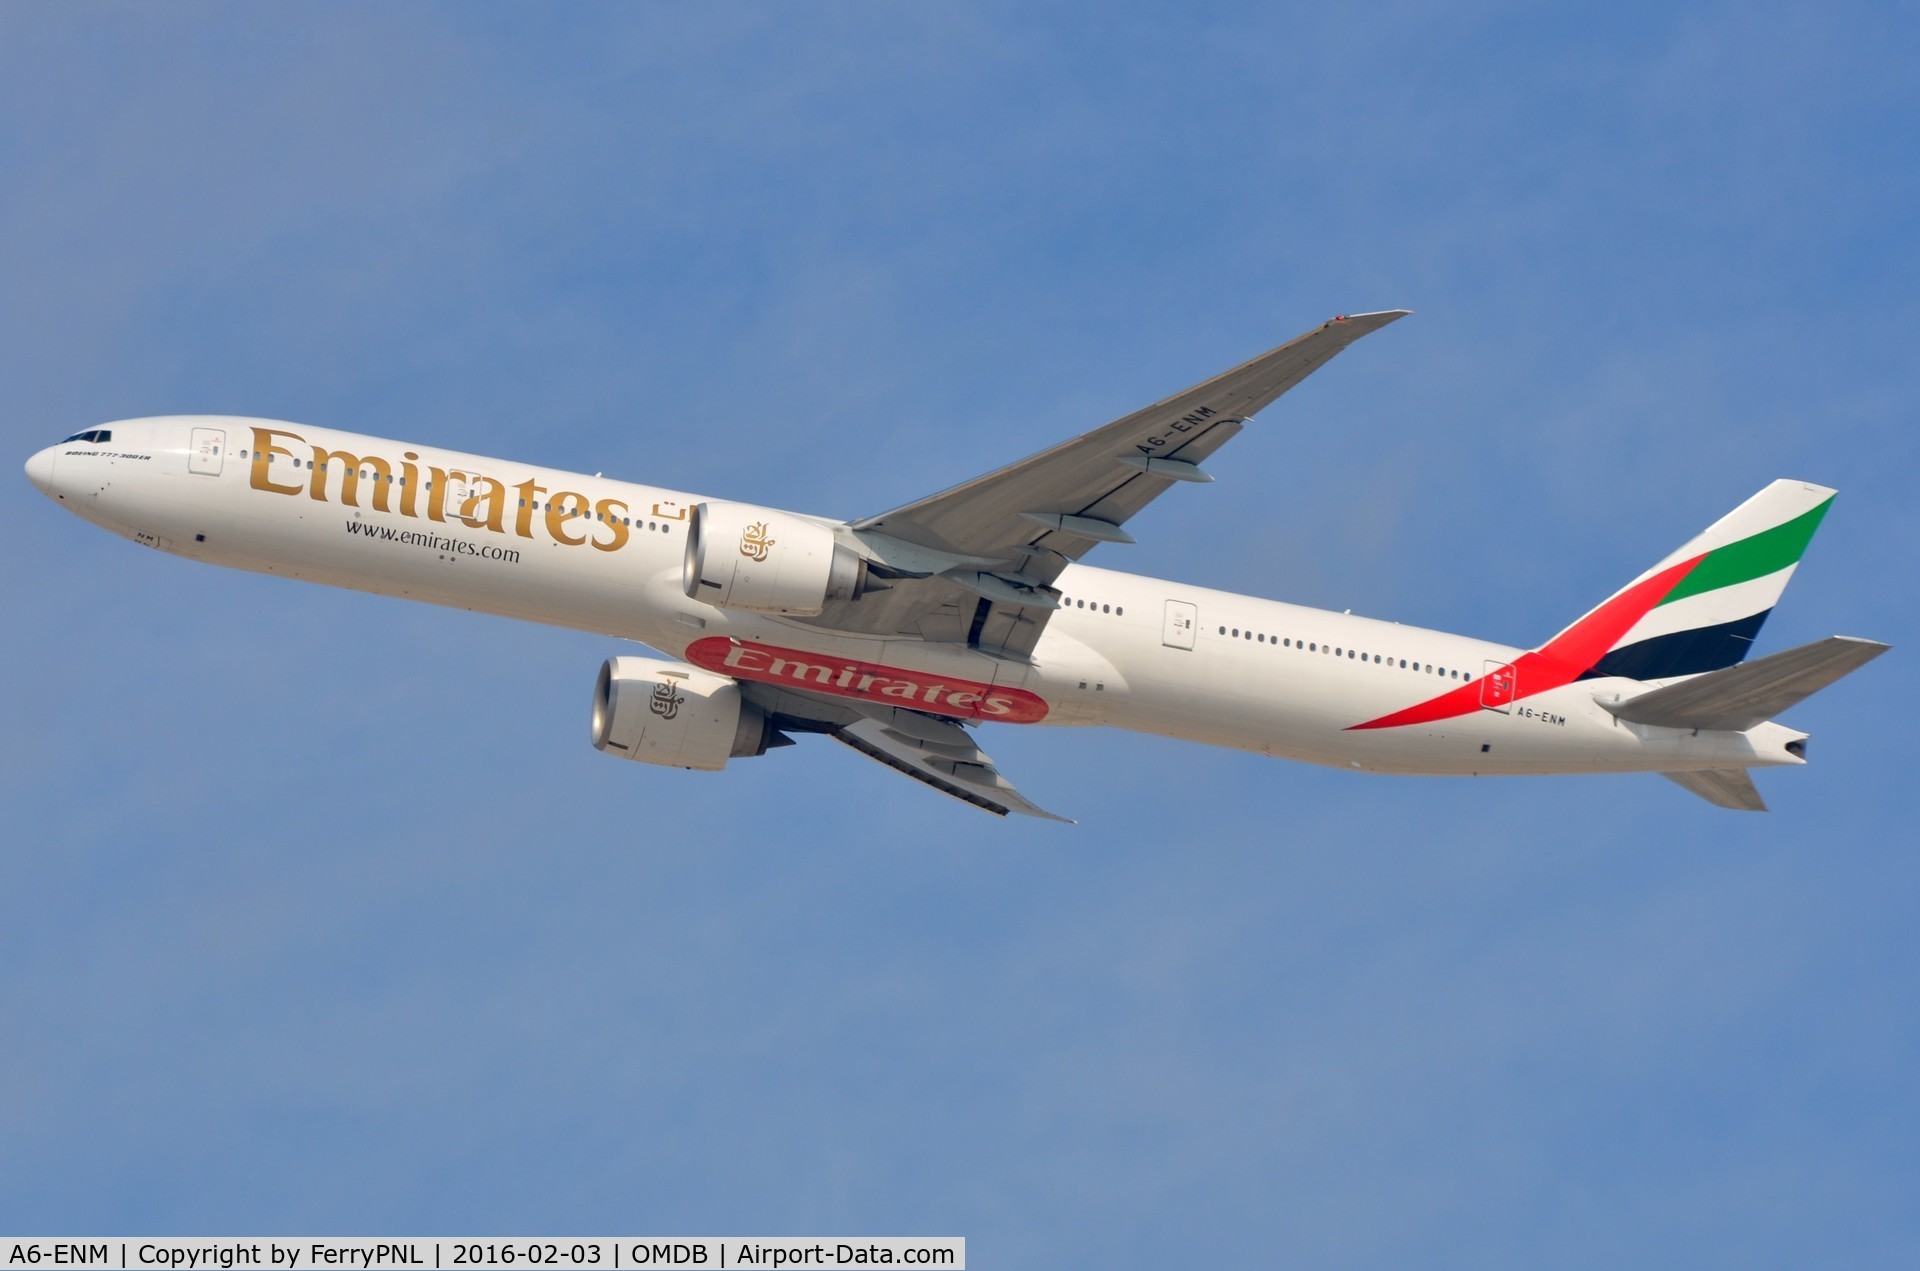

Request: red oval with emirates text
left=685, top=637, right=1050, bottom=723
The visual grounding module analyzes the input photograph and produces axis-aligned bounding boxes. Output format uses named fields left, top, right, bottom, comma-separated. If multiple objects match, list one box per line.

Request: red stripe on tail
left=1347, top=554, right=1705, bottom=731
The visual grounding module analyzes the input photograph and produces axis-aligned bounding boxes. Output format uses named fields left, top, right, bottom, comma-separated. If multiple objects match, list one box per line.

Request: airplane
left=23, top=311, right=1887, bottom=820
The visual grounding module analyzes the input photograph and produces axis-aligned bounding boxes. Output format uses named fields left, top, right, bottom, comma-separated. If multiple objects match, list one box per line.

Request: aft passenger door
left=1480, top=659, right=1517, bottom=713
left=1162, top=600, right=1197, bottom=650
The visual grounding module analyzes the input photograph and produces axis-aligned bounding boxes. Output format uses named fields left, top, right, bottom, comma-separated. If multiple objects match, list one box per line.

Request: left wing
left=810, top=310, right=1409, bottom=656
left=740, top=681, right=1069, bottom=821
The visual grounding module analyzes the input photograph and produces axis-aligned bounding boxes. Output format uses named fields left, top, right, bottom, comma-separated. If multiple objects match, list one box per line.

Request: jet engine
left=591, top=656, right=784, bottom=771
left=681, top=501, right=880, bottom=616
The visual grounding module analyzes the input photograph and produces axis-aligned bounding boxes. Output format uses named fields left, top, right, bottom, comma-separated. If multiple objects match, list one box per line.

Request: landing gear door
left=188, top=427, right=226, bottom=476
left=1162, top=600, right=1197, bottom=651
left=1480, top=659, right=1517, bottom=713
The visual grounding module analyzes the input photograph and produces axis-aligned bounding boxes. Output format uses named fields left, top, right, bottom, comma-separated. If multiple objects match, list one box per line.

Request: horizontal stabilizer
left=1606, top=635, right=1889, bottom=732
left=1662, top=769, right=1768, bottom=811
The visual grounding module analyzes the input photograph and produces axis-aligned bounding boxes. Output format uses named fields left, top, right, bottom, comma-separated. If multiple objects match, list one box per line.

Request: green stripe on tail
left=1659, top=496, right=1833, bottom=606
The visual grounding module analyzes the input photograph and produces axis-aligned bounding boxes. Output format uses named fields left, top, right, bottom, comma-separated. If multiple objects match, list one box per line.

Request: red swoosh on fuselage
left=1346, top=553, right=1704, bottom=731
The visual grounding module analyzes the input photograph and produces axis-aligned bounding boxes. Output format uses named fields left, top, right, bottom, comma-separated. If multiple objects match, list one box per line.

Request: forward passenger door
left=188, top=427, right=225, bottom=476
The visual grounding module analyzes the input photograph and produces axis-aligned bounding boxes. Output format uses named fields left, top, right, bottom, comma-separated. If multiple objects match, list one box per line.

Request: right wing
left=855, top=310, right=1412, bottom=562
left=808, top=310, right=1410, bottom=657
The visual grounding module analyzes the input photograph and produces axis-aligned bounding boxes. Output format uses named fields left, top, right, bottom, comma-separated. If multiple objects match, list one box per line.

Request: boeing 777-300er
left=24, top=311, right=1887, bottom=818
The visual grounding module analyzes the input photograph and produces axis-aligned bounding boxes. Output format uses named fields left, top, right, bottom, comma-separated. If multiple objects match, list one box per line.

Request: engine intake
left=681, top=501, right=877, bottom=616
left=591, top=656, right=780, bottom=771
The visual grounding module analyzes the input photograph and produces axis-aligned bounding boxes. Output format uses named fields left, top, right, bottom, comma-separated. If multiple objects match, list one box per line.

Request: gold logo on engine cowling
left=649, top=681, right=685, bottom=720
left=739, top=521, right=775, bottom=562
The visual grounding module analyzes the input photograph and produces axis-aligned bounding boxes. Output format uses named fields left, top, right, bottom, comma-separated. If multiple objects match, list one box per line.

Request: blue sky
left=3, top=3, right=1915, bottom=1264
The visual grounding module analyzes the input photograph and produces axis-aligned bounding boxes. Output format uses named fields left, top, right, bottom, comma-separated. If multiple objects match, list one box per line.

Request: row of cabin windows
left=238, top=450, right=678, bottom=532
left=1061, top=597, right=1123, bottom=616
left=1216, top=625, right=1471, bottom=680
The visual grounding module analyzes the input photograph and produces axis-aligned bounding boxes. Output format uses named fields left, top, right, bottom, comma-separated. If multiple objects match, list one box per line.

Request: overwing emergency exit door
left=1162, top=600, right=1197, bottom=650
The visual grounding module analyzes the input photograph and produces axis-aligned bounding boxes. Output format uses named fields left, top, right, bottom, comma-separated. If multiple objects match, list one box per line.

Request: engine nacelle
left=591, top=657, right=778, bottom=771
left=681, top=500, right=875, bottom=616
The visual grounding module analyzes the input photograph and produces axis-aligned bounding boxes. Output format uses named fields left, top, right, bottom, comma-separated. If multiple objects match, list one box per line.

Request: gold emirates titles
left=249, top=426, right=633, bottom=551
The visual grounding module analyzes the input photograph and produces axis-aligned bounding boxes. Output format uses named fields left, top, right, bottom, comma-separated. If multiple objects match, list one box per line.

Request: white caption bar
left=0, top=1242, right=963, bottom=1271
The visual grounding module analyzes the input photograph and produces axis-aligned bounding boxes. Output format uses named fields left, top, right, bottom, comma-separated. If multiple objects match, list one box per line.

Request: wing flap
left=738, top=682, right=1070, bottom=821
left=833, top=719, right=1071, bottom=821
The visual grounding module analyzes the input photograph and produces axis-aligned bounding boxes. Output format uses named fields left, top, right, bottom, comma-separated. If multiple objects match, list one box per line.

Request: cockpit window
left=60, top=429, right=111, bottom=444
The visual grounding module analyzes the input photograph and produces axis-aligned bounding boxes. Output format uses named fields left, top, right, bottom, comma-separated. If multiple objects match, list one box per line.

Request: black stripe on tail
left=1578, top=610, right=1772, bottom=682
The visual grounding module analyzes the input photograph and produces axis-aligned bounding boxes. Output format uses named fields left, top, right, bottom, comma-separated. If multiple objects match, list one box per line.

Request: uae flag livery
left=1577, top=488, right=1833, bottom=682
left=1352, top=480, right=1835, bottom=731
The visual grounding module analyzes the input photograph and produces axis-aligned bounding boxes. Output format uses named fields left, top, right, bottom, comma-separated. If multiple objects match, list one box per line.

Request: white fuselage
left=29, top=417, right=1806, bottom=779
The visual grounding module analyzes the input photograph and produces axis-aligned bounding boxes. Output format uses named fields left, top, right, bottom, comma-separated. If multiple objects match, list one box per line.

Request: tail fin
left=1537, top=480, right=1836, bottom=682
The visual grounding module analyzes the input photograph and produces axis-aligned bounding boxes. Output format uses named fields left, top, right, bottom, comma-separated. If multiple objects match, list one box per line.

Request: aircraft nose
left=24, top=445, right=57, bottom=497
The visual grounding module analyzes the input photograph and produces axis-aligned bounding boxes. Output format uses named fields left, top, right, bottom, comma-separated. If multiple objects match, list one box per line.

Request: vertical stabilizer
left=1541, top=480, right=1835, bottom=682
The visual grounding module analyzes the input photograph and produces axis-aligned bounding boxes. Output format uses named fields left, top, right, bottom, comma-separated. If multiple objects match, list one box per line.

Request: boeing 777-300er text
left=25, top=311, right=1887, bottom=818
